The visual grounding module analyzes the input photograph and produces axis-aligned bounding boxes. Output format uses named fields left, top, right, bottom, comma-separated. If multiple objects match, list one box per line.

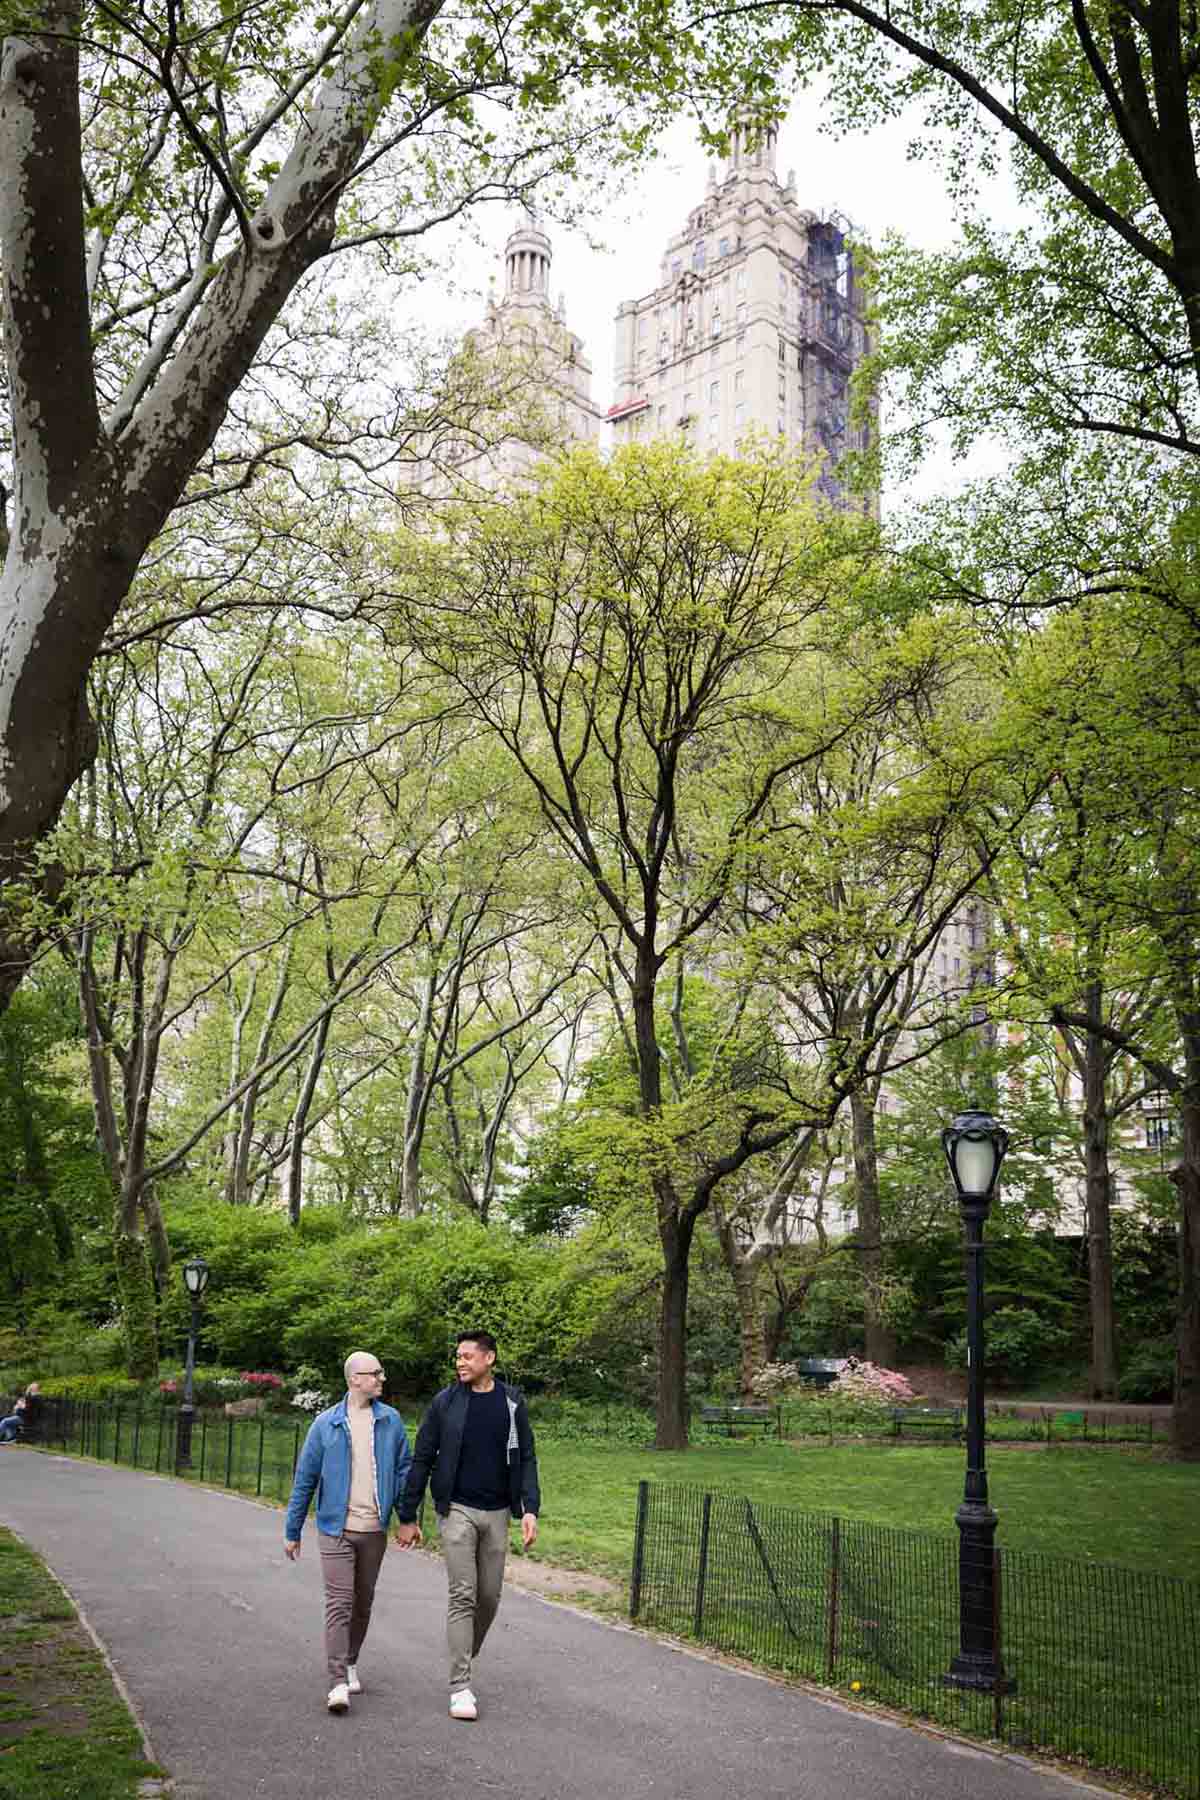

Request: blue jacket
left=284, top=1397, right=412, bottom=1541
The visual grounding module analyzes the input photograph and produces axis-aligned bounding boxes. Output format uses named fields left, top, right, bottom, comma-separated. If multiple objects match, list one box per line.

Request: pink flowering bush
left=828, top=1360, right=915, bottom=1409
left=240, top=1371, right=283, bottom=1390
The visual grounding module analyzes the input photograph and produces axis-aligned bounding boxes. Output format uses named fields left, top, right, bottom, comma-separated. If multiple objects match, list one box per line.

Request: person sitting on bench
left=0, top=1383, right=42, bottom=1443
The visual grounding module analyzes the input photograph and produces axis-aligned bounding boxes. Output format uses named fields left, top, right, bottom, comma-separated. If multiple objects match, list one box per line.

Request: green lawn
left=0, top=1529, right=164, bottom=1799
left=527, top=1438, right=1200, bottom=1584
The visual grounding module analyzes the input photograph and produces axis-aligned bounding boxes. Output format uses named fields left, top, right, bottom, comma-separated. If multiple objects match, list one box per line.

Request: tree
left=1003, top=588, right=1200, bottom=1457
left=0, top=0, right=659, bottom=1008
left=984, top=756, right=1175, bottom=1398
left=725, top=610, right=1031, bottom=1367
left=395, top=441, right=936, bottom=1446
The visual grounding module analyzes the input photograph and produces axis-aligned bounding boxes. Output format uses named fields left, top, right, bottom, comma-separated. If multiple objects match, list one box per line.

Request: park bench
left=795, top=1358, right=843, bottom=1389
left=699, top=1404, right=779, bottom=1439
left=889, top=1405, right=962, bottom=1441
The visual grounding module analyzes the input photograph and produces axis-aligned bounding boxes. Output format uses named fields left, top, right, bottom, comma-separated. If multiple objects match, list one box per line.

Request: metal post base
left=176, top=1405, right=195, bottom=1470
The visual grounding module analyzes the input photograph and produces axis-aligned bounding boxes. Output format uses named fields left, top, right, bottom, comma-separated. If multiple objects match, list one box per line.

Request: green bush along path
left=0, top=1528, right=162, bottom=1799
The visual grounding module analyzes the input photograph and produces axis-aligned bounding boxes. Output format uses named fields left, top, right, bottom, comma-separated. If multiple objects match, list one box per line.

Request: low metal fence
left=11, top=1396, right=308, bottom=1501
left=629, top=1480, right=1200, bottom=1798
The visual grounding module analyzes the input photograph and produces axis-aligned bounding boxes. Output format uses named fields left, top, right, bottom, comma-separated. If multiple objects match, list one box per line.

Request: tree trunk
left=656, top=1207, right=694, bottom=1450
left=287, top=1013, right=330, bottom=1225
left=851, top=1090, right=894, bottom=1365
left=140, top=1182, right=171, bottom=1294
left=709, top=1198, right=767, bottom=1397
left=1171, top=1037, right=1200, bottom=1460
left=113, top=1221, right=157, bottom=1380
left=1081, top=996, right=1118, bottom=1399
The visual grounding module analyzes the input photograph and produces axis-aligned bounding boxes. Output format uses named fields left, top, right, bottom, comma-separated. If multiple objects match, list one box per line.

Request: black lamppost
left=941, top=1109, right=1015, bottom=1695
left=175, top=1256, right=210, bottom=1471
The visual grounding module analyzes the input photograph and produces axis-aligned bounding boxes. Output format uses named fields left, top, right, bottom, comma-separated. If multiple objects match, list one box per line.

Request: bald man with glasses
left=284, top=1351, right=412, bottom=1712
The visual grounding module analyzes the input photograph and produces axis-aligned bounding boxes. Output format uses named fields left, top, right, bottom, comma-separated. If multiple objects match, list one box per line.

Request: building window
left=638, top=316, right=647, bottom=338
left=1147, top=1117, right=1176, bottom=1149
left=683, top=391, right=692, bottom=412
left=709, top=380, right=720, bottom=403
left=735, top=400, right=746, bottom=424
left=736, top=267, right=746, bottom=291
left=672, top=258, right=682, bottom=277
left=657, top=405, right=666, bottom=427
left=719, top=237, right=729, bottom=256
left=734, top=369, right=745, bottom=391
left=778, top=336, right=786, bottom=361
left=736, top=302, right=747, bottom=327
left=711, top=312, right=721, bottom=338
left=736, top=331, right=745, bottom=349
left=776, top=415, right=784, bottom=436
left=693, top=240, right=707, bottom=269
left=709, top=412, right=719, bottom=437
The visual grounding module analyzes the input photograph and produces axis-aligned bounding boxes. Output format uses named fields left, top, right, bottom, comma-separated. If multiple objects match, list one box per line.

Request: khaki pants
left=439, top=1504, right=509, bottom=1692
left=317, top=1529, right=388, bottom=1685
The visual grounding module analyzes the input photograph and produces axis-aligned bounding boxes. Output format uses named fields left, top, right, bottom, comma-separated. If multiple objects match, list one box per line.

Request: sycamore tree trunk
left=709, top=1198, right=768, bottom=1397
left=1080, top=991, right=1118, bottom=1400
left=0, top=0, right=443, bottom=1011
left=850, top=1090, right=894, bottom=1366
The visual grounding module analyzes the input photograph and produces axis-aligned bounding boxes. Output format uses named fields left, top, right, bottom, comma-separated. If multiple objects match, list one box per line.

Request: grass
left=0, top=1529, right=163, bottom=1799
left=525, top=1437, right=1200, bottom=1585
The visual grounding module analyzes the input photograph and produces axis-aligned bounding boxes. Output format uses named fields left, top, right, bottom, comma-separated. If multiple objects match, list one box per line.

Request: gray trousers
left=317, top=1529, right=388, bottom=1685
left=439, top=1504, right=509, bottom=1692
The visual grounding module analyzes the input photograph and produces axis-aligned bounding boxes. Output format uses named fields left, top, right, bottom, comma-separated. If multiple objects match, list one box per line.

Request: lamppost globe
left=183, top=1255, right=210, bottom=1299
left=941, top=1109, right=1009, bottom=1200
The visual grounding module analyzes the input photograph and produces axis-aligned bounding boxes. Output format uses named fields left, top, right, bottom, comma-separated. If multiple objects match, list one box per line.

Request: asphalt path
left=1, top=1450, right=1110, bottom=1800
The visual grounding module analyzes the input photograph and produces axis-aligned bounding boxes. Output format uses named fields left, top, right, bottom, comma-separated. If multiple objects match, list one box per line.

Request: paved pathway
left=1, top=1451, right=1109, bottom=1800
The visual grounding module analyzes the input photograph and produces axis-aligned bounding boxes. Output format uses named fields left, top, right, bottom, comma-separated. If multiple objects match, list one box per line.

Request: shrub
left=828, top=1360, right=916, bottom=1409
left=37, top=1373, right=145, bottom=1403
left=945, top=1306, right=1071, bottom=1385
left=750, top=1361, right=807, bottom=1400
left=1117, top=1337, right=1175, bottom=1403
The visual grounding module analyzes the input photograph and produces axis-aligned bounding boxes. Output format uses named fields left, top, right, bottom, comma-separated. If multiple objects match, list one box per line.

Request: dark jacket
left=398, top=1379, right=539, bottom=1523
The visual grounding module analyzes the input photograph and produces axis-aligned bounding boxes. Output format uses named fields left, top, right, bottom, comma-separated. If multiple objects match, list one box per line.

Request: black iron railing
left=10, top=1396, right=308, bottom=1500
left=629, top=1481, right=1199, bottom=1799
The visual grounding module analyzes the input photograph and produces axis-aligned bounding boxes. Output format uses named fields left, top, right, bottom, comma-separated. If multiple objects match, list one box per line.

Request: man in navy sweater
left=395, top=1330, right=540, bottom=1720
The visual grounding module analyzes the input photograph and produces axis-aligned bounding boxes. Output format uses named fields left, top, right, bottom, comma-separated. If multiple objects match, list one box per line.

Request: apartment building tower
left=607, top=122, right=872, bottom=504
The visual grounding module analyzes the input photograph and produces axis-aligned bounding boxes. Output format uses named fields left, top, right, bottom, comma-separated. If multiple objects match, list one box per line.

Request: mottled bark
left=0, top=1, right=444, bottom=1009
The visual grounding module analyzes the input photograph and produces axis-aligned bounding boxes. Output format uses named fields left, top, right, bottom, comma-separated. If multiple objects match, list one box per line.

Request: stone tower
left=608, top=124, right=873, bottom=505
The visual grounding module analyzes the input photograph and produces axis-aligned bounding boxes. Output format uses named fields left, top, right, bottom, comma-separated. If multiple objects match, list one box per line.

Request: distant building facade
left=407, top=211, right=605, bottom=496
left=607, top=121, right=873, bottom=505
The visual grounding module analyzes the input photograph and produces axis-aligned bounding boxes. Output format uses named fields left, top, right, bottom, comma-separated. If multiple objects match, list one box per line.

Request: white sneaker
left=327, top=1683, right=350, bottom=1713
left=449, top=1688, right=478, bottom=1721
left=346, top=1665, right=362, bottom=1695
